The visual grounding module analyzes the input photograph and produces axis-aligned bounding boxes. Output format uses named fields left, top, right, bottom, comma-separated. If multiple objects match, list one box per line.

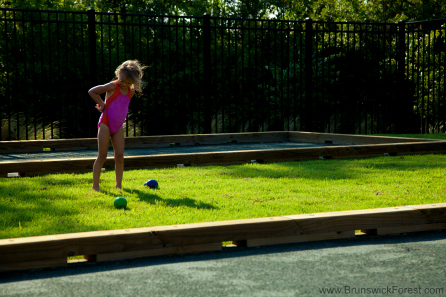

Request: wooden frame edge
left=1, top=203, right=444, bottom=272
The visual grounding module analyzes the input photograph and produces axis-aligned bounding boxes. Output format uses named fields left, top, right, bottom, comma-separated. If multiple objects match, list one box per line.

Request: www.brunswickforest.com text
left=319, top=286, right=444, bottom=295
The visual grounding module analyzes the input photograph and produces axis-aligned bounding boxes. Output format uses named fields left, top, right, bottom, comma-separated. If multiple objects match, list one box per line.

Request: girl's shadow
left=123, top=189, right=218, bottom=210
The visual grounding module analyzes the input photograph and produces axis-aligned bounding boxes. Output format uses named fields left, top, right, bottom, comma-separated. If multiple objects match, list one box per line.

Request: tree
left=306, top=0, right=446, bottom=23
left=2, top=0, right=445, bottom=22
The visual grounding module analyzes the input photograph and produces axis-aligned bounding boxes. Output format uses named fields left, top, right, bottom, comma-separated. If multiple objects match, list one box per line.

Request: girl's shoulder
left=105, top=81, right=118, bottom=92
left=109, top=80, right=118, bottom=88
left=100, top=81, right=117, bottom=90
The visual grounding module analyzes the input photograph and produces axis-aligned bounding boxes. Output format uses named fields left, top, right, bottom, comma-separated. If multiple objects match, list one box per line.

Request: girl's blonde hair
left=115, top=60, right=147, bottom=95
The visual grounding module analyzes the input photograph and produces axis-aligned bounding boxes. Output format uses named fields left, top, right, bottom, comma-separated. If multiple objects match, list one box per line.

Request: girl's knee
left=114, top=153, right=124, bottom=163
left=96, top=154, right=108, bottom=163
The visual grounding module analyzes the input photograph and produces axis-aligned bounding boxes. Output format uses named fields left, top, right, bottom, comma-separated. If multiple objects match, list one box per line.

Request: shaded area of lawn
left=1, top=153, right=445, bottom=239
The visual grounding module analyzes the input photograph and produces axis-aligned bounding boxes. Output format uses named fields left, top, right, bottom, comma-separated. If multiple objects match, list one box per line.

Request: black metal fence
left=406, top=19, right=446, bottom=134
left=1, top=8, right=445, bottom=140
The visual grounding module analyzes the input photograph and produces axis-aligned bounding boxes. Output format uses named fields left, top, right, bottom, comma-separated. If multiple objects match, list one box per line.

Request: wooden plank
left=0, top=228, right=164, bottom=265
left=146, top=217, right=298, bottom=247
left=361, top=223, right=446, bottom=236
left=137, top=205, right=446, bottom=248
left=0, top=217, right=295, bottom=265
left=163, top=141, right=446, bottom=166
left=0, top=132, right=289, bottom=153
left=410, top=203, right=446, bottom=220
left=288, top=131, right=439, bottom=145
left=0, top=258, right=67, bottom=273
left=93, top=243, right=222, bottom=262
left=0, top=158, right=98, bottom=177
left=4, top=131, right=438, bottom=154
left=333, top=141, right=446, bottom=157
left=367, top=204, right=446, bottom=235
left=125, top=132, right=289, bottom=148
left=0, top=204, right=445, bottom=271
left=1, top=140, right=446, bottom=177
left=1, top=131, right=441, bottom=155
left=242, top=230, right=355, bottom=247
left=0, top=139, right=98, bottom=153
left=407, top=203, right=446, bottom=210
left=0, top=146, right=313, bottom=176
left=283, top=204, right=446, bottom=235
left=123, top=141, right=446, bottom=167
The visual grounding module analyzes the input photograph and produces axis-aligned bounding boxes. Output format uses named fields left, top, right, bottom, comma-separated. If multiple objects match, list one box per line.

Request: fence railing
left=406, top=19, right=446, bottom=134
left=1, top=8, right=445, bottom=140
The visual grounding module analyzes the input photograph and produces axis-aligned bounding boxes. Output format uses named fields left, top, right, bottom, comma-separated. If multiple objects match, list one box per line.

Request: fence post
left=87, top=8, right=97, bottom=137
left=397, top=21, right=406, bottom=76
left=203, top=14, right=212, bottom=134
left=396, top=20, right=411, bottom=133
left=304, top=18, right=313, bottom=132
left=87, top=9, right=97, bottom=87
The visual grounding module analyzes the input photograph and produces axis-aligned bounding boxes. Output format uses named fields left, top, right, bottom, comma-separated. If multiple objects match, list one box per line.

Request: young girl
left=89, top=60, right=147, bottom=191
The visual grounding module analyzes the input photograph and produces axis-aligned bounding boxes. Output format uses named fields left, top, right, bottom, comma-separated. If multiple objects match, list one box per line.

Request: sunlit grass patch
left=1, top=152, right=445, bottom=239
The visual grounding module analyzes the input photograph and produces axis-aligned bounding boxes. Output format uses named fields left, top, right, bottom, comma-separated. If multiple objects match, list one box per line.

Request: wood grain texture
left=0, top=132, right=289, bottom=153
left=283, top=204, right=446, bottom=235
left=0, top=228, right=164, bottom=265
left=361, top=223, right=446, bottom=236
left=125, top=132, right=289, bottom=148
left=0, top=204, right=444, bottom=272
left=0, top=258, right=67, bottom=273
left=2, top=140, right=445, bottom=177
left=3, top=131, right=436, bottom=153
left=92, top=243, right=222, bottom=262
left=0, top=138, right=98, bottom=153
left=288, top=131, right=439, bottom=145
left=243, top=230, right=355, bottom=247
left=146, top=217, right=298, bottom=247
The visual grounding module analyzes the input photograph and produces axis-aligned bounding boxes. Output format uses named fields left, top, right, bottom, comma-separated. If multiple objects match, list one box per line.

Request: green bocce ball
left=114, top=197, right=127, bottom=209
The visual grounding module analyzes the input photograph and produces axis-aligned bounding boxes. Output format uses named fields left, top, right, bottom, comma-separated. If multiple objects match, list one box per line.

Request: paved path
left=1, top=230, right=445, bottom=296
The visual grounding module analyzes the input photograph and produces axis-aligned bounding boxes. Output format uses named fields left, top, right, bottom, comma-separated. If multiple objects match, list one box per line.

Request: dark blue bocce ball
left=144, top=179, right=159, bottom=189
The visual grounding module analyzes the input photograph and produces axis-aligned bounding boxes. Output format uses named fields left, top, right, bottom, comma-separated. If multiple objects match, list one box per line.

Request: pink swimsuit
left=98, top=81, right=132, bottom=135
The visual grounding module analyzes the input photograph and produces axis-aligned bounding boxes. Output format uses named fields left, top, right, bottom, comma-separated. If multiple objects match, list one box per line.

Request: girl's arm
left=88, top=82, right=116, bottom=112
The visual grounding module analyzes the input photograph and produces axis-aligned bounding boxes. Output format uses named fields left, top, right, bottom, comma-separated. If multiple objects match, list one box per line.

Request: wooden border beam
left=1, top=131, right=440, bottom=154
left=287, top=131, right=438, bottom=145
left=1, top=140, right=445, bottom=177
left=1, top=203, right=445, bottom=272
left=0, top=132, right=290, bottom=154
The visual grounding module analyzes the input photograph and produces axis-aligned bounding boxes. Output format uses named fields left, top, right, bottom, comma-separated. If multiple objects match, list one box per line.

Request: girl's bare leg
left=111, top=126, right=125, bottom=190
left=92, top=123, right=110, bottom=191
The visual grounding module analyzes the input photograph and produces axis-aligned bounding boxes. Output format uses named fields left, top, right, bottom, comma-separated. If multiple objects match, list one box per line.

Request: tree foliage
left=1, top=0, right=445, bottom=139
left=2, top=0, right=445, bottom=22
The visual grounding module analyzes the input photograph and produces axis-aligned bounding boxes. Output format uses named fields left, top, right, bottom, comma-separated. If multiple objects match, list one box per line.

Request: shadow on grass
left=124, top=188, right=218, bottom=210
left=210, top=155, right=446, bottom=181
left=0, top=174, right=113, bottom=238
left=2, top=155, right=443, bottom=239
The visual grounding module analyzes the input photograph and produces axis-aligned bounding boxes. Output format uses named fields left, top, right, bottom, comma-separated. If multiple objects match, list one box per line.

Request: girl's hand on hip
left=95, top=103, right=105, bottom=112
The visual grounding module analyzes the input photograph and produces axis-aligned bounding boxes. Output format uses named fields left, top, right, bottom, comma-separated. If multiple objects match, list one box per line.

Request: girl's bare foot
left=116, top=185, right=122, bottom=190
left=91, top=187, right=101, bottom=192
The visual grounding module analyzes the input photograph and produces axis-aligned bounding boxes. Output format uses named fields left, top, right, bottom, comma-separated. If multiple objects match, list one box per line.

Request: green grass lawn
left=0, top=134, right=445, bottom=240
